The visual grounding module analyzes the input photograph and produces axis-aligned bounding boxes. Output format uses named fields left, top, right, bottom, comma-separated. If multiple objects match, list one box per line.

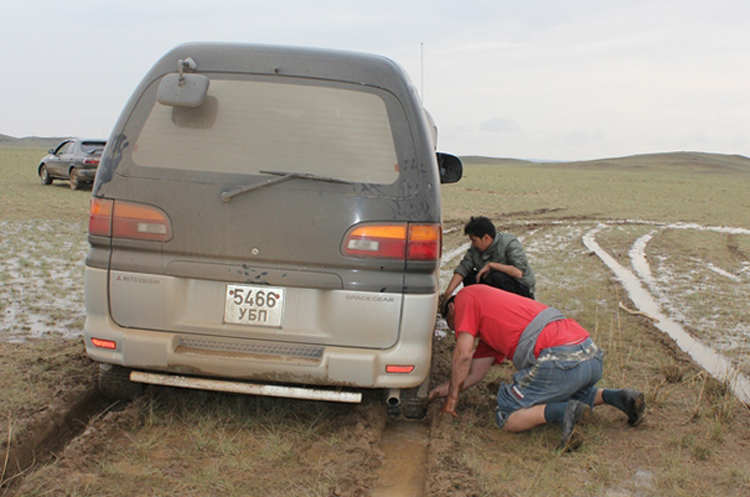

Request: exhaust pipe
left=386, top=388, right=401, bottom=407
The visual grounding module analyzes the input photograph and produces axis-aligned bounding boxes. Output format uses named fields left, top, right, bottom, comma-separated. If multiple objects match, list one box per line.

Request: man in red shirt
left=429, top=285, right=645, bottom=451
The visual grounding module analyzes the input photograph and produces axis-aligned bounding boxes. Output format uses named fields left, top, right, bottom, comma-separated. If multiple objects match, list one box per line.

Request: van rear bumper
left=130, top=371, right=364, bottom=403
left=84, top=267, right=437, bottom=389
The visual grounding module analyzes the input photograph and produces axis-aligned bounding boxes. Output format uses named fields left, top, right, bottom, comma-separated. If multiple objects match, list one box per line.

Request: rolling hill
left=0, top=134, right=72, bottom=149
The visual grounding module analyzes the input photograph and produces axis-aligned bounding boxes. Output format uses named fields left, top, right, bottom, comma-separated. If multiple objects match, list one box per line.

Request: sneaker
left=621, top=389, right=646, bottom=426
left=557, top=400, right=591, bottom=452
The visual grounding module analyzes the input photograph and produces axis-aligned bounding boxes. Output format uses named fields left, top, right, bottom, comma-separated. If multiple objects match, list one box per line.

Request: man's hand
left=476, top=264, right=491, bottom=282
left=438, top=292, right=449, bottom=314
left=428, top=383, right=449, bottom=400
left=439, top=396, right=459, bottom=418
left=430, top=384, right=459, bottom=417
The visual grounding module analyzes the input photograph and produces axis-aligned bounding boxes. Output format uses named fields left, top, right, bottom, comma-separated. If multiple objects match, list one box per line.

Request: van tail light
left=91, top=338, right=117, bottom=350
left=386, top=365, right=415, bottom=373
left=89, top=198, right=113, bottom=237
left=342, top=223, right=441, bottom=261
left=407, top=224, right=442, bottom=260
left=89, top=198, right=172, bottom=242
left=83, top=157, right=100, bottom=166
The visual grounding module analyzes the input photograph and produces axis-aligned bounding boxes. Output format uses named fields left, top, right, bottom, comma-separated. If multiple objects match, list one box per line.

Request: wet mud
left=2, top=381, right=104, bottom=490
left=372, top=420, right=429, bottom=497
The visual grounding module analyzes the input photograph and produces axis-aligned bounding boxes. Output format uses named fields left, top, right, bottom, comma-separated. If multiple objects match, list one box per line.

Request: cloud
left=3, top=0, right=750, bottom=160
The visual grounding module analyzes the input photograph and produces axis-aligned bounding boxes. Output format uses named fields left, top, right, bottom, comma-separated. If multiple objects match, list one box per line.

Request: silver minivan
left=84, top=43, right=462, bottom=418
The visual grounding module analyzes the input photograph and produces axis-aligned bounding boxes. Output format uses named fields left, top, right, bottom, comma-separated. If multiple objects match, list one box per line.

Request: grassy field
left=1, top=147, right=92, bottom=222
left=2, top=147, right=750, bottom=496
left=445, top=152, right=750, bottom=228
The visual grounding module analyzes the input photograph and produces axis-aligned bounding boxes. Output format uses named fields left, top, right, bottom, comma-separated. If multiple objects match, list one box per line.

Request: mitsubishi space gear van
left=84, top=43, right=462, bottom=418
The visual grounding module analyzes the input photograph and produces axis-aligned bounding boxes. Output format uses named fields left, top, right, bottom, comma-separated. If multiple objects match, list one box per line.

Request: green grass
left=430, top=221, right=750, bottom=495
left=431, top=154, right=750, bottom=496
left=0, top=147, right=95, bottom=476
left=16, top=391, right=381, bottom=497
left=1, top=147, right=91, bottom=222
left=0, top=147, right=90, bottom=341
left=444, top=153, right=750, bottom=228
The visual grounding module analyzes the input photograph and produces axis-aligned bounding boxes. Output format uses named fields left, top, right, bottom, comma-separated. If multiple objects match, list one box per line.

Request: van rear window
left=131, top=78, right=400, bottom=185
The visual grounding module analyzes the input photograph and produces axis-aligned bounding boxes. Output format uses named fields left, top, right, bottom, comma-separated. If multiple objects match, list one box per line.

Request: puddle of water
left=584, top=225, right=750, bottom=404
left=704, top=261, right=742, bottom=282
left=441, top=242, right=471, bottom=268
left=630, top=231, right=657, bottom=285
left=372, top=421, right=428, bottom=497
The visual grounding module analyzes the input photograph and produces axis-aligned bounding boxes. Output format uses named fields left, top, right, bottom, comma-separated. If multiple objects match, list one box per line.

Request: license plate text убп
left=224, top=284, right=285, bottom=327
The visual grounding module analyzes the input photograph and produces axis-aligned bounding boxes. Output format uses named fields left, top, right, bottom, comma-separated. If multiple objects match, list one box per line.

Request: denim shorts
left=494, top=337, right=603, bottom=429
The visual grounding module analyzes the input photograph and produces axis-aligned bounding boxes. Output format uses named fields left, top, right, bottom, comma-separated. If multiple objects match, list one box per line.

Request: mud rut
left=372, top=421, right=429, bottom=496
left=2, top=384, right=105, bottom=491
left=1, top=382, right=432, bottom=496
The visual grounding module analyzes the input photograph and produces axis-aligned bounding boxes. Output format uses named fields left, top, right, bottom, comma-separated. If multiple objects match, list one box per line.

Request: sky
left=2, top=0, right=749, bottom=161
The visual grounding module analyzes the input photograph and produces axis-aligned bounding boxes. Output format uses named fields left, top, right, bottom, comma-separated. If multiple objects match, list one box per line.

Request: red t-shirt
left=452, top=285, right=589, bottom=365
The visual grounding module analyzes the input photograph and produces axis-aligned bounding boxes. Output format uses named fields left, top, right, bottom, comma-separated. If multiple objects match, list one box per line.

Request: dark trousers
left=463, top=269, right=534, bottom=299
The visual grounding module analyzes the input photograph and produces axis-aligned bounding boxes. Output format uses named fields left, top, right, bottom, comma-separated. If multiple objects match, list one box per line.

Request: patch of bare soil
left=0, top=338, right=98, bottom=490
left=298, top=395, right=388, bottom=496
left=424, top=338, right=484, bottom=497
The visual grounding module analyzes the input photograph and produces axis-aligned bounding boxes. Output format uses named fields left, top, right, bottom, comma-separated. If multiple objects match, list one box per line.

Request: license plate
left=224, top=284, right=285, bottom=327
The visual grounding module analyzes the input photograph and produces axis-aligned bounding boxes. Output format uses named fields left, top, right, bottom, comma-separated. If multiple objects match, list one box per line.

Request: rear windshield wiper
left=221, top=170, right=351, bottom=202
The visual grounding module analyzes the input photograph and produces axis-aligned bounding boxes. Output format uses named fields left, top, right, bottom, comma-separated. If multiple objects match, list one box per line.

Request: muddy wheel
left=39, top=165, right=52, bottom=185
left=386, top=371, right=431, bottom=420
left=69, top=168, right=83, bottom=190
left=98, top=363, right=144, bottom=401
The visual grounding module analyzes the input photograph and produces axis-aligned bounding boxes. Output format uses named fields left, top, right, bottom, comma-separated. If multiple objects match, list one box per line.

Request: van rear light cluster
left=386, top=365, right=415, bottom=373
left=91, top=338, right=117, bottom=350
left=89, top=198, right=172, bottom=241
left=83, top=157, right=100, bottom=166
left=342, top=223, right=441, bottom=261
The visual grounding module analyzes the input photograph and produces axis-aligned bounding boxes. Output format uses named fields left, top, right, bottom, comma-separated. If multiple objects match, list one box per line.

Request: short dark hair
left=440, top=295, right=456, bottom=320
left=464, top=216, right=496, bottom=239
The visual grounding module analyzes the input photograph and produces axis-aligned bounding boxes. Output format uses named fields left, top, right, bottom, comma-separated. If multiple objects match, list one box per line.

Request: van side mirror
left=437, top=153, right=462, bottom=184
left=157, top=73, right=209, bottom=108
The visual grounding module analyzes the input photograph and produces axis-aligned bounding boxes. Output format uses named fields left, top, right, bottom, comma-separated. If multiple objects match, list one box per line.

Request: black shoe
left=621, top=389, right=646, bottom=426
left=557, top=400, right=591, bottom=452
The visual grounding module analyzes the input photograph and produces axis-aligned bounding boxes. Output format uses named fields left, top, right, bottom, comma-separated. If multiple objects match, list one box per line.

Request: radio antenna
left=420, top=42, right=425, bottom=103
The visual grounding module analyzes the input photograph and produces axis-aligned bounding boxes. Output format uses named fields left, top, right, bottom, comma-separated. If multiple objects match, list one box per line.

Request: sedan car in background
left=38, top=139, right=107, bottom=189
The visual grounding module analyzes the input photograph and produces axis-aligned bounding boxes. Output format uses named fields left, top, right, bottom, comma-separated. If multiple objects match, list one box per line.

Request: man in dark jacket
left=430, top=285, right=646, bottom=451
left=441, top=216, right=535, bottom=304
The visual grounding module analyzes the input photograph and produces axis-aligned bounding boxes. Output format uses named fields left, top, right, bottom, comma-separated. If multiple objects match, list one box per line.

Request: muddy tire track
left=6, top=386, right=395, bottom=496
left=1, top=378, right=105, bottom=492
left=4, top=376, right=453, bottom=497
left=585, top=223, right=750, bottom=404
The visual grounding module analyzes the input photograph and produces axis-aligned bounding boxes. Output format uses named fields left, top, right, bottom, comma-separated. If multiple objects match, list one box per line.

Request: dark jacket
left=454, top=233, right=536, bottom=291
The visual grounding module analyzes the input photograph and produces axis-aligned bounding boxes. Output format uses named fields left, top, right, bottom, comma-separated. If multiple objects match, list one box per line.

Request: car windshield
left=131, top=77, right=401, bottom=185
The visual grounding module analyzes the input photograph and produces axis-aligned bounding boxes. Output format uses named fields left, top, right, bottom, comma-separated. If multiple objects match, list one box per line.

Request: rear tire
left=69, top=168, right=83, bottom=190
left=39, top=165, right=52, bottom=185
left=386, top=368, right=432, bottom=420
left=98, top=363, right=144, bottom=401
